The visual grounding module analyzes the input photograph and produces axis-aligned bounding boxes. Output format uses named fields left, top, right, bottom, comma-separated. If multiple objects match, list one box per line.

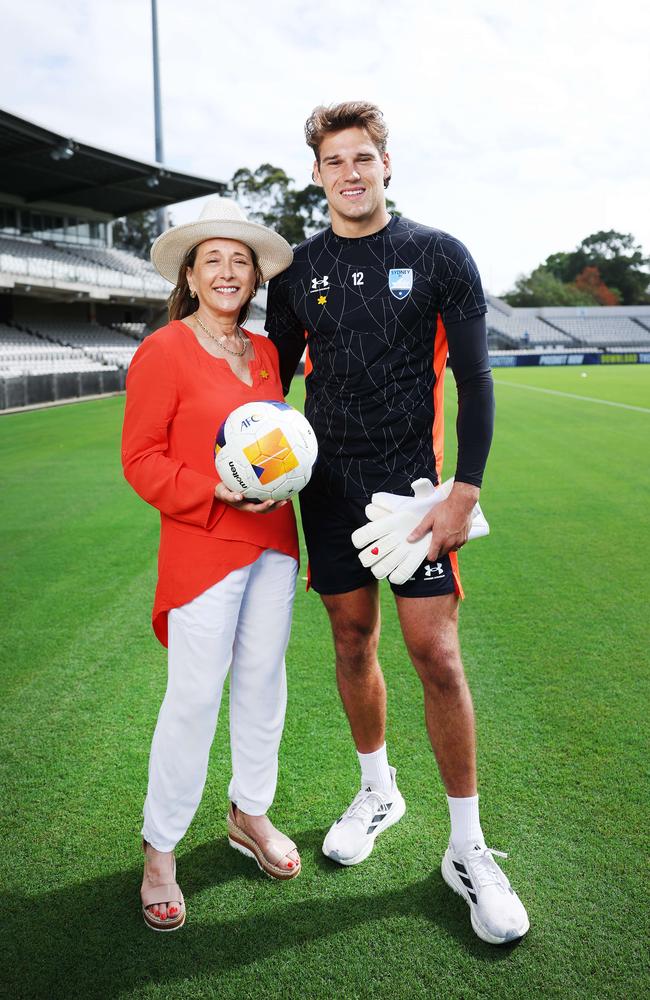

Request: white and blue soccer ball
left=215, top=400, right=318, bottom=502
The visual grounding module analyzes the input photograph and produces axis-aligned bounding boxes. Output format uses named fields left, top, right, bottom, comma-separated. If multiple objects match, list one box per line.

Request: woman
left=122, top=198, right=300, bottom=932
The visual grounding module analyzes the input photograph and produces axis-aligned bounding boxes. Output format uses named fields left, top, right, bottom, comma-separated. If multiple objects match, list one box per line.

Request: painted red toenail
left=371, top=547, right=379, bottom=555
left=161, top=913, right=167, bottom=920
left=154, top=910, right=160, bottom=917
left=169, top=908, right=177, bottom=914
left=287, top=861, right=294, bottom=868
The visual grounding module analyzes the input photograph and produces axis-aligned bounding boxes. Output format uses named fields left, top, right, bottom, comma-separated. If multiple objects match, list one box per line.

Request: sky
left=1, top=0, right=648, bottom=295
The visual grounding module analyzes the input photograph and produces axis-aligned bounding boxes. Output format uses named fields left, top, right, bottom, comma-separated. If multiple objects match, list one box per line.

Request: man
left=265, top=101, right=528, bottom=945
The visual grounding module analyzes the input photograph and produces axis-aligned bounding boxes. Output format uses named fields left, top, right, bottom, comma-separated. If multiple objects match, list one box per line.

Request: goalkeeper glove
left=351, top=478, right=489, bottom=586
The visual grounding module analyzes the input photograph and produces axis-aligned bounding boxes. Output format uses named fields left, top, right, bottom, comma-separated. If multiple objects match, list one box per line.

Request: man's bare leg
left=320, top=583, right=385, bottom=753
left=320, top=583, right=406, bottom=865
left=395, top=593, right=476, bottom=797
left=395, top=592, right=530, bottom=942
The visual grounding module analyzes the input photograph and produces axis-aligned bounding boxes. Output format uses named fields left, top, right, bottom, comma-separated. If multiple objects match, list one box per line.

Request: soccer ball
left=215, top=400, right=318, bottom=502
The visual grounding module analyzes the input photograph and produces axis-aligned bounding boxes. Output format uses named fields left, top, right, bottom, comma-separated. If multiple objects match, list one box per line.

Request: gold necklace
left=194, top=313, right=248, bottom=357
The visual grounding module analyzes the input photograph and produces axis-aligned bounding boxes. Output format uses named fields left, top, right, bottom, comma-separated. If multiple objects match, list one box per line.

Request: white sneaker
left=441, top=841, right=530, bottom=944
left=322, top=766, right=406, bottom=866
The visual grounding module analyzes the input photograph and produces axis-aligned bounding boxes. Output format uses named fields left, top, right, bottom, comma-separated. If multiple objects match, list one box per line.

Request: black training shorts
left=299, top=483, right=460, bottom=598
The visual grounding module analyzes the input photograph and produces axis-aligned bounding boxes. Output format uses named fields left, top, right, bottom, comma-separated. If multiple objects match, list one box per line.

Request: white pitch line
left=493, top=380, right=650, bottom=414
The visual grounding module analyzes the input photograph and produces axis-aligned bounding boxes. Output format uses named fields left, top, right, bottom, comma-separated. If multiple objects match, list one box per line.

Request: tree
left=229, top=164, right=328, bottom=245
left=542, top=231, right=649, bottom=304
left=573, top=266, right=620, bottom=306
left=112, top=210, right=164, bottom=259
left=504, top=266, right=596, bottom=307
left=229, top=163, right=399, bottom=246
left=577, top=231, right=648, bottom=304
left=504, top=231, right=649, bottom=306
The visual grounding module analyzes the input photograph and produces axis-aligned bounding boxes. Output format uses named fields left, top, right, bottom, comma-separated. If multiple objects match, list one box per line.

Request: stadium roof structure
left=0, top=108, right=226, bottom=218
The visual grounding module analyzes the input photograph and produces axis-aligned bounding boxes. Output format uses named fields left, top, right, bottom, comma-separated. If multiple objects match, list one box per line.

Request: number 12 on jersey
left=352, top=271, right=364, bottom=286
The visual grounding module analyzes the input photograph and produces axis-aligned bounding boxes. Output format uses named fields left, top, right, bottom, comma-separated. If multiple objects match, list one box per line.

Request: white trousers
left=142, top=549, right=298, bottom=852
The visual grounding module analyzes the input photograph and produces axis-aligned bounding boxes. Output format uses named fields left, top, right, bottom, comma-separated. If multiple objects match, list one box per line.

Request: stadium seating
left=547, top=316, right=650, bottom=347
left=111, top=321, right=148, bottom=339
left=74, top=245, right=156, bottom=277
left=486, top=307, right=571, bottom=346
left=486, top=298, right=650, bottom=349
left=0, top=234, right=169, bottom=295
left=23, top=319, right=142, bottom=369
left=0, top=323, right=115, bottom=378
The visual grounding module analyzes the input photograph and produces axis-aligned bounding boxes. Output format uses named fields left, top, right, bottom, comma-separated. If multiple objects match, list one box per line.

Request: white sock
left=357, top=743, right=392, bottom=793
left=447, top=794, right=484, bottom=852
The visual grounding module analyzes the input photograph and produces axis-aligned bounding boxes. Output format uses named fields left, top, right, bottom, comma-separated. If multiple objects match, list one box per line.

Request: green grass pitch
left=1, top=364, right=648, bottom=999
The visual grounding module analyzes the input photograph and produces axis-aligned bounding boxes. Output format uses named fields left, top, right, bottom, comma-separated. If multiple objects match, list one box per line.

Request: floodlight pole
left=151, top=0, right=168, bottom=234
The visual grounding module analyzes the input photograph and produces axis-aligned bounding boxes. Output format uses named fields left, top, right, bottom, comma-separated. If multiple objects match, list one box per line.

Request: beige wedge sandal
left=140, top=840, right=186, bottom=931
left=227, top=804, right=301, bottom=881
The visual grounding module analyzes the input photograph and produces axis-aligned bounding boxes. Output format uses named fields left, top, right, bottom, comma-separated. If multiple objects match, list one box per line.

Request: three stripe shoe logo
left=453, top=859, right=478, bottom=904
left=366, top=801, right=392, bottom=835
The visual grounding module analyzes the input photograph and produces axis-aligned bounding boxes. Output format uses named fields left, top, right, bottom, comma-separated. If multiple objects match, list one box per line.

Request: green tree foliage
left=112, top=210, right=163, bottom=260
left=505, top=266, right=597, bottom=307
left=546, top=231, right=648, bottom=304
left=229, top=163, right=399, bottom=246
left=505, top=231, right=649, bottom=306
left=230, top=164, right=328, bottom=245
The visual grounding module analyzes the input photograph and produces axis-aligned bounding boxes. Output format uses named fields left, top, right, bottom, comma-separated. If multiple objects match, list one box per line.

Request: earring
left=189, top=288, right=197, bottom=298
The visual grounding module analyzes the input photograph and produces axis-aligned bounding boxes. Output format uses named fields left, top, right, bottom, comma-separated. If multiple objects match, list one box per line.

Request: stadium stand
left=544, top=316, right=650, bottom=347
left=486, top=297, right=650, bottom=352
left=0, top=107, right=225, bottom=408
left=485, top=306, right=571, bottom=347
left=22, top=319, right=143, bottom=369
left=0, top=323, right=111, bottom=378
left=112, top=321, right=148, bottom=338
left=0, top=234, right=169, bottom=295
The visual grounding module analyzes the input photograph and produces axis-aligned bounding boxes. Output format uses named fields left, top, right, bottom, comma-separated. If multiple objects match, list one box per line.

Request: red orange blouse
left=122, top=320, right=299, bottom=646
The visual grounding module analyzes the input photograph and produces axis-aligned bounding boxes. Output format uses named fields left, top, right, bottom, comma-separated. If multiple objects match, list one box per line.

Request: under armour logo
left=424, top=562, right=444, bottom=578
left=311, top=275, right=329, bottom=291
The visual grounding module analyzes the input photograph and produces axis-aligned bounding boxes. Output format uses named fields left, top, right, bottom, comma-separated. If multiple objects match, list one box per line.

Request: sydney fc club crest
left=388, top=268, right=413, bottom=299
